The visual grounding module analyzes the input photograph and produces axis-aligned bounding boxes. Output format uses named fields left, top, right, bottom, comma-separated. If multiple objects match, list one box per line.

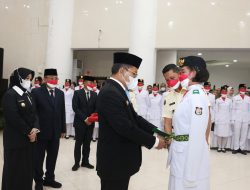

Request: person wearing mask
left=75, top=75, right=84, bottom=90
left=32, top=76, right=43, bottom=89
left=214, top=87, right=233, bottom=153
left=167, top=56, right=210, bottom=190
left=159, top=82, right=167, bottom=95
left=96, top=52, right=167, bottom=190
left=32, top=68, right=66, bottom=190
left=147, top=84, right=153, bottom=94
left=62, top=79, right=75, bottom=139
left=231, top=84, right=250, bottom=155
left=162, top=64, right=186, bottom=144
left=147, top=83, right=163, bottom=130
left=227, top=86, right=234, bottom=99
left=2, top=68, right=39, bottom=190
left=135, top=79, right=150, bottom=119
left=72, top=76, right=98, bottom=171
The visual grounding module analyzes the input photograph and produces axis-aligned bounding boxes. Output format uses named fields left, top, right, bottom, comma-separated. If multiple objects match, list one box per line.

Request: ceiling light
left=197, top=53, right=202, bottom=56
left=26, top=5, right=30, bottom=8
left=167, top=2, right=171, bottom=6
left=239, top=21, right=246, bottom=27
left=225, top=64, right=229, bottom=67
left=246, top=12, right=250, bottom=16
left=168, top=21, right=174, bottom=28
left=5, top=5, right=9, bottom=9
left=210, top=2, right=216, bottom=6
left=233, top=59, right=238, bottom=63
left=104, top=7, right=108, bottom=11
left=23, top=4, right=26, bottom=7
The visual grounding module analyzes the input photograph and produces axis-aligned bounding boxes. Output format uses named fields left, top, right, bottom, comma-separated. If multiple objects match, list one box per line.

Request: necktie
left=86, top=91, right=89, bottom=101
left=49, top=89, right=55, bottom=103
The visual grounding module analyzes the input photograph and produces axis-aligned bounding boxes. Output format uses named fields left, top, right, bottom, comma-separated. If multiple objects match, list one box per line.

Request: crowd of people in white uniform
left=32, top=72, right=250, bottom=155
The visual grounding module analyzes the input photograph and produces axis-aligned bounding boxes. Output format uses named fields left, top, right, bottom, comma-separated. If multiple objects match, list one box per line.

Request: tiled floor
left=0, top=132, right=250, bottom=190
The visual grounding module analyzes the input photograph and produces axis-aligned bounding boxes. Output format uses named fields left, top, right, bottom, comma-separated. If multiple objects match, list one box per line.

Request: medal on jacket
left=21, top=102, right=26, bottom=107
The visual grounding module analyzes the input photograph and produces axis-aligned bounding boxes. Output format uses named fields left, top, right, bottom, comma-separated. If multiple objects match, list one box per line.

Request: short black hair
left=111, top=63, right=131, bottom=75
left=189, top=66, right=209, bottom=83
left=162, top=64, right=180, bottom=74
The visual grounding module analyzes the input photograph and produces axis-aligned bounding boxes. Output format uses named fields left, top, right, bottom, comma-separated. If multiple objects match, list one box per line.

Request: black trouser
left=74, top=125, right=94, bottom=165
left=2, top=145, right=34, bottom=190
left=34, top=138, right=60, bottom=184
left=100, top=177, right=130, bottom=190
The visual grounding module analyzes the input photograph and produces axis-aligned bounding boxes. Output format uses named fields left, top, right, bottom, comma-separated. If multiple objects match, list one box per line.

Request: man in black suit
left=72, top=76, right=98, bottom=171
left=32, top=69, right=66, bottom=190
left=96, top=52, right=167, bottom=190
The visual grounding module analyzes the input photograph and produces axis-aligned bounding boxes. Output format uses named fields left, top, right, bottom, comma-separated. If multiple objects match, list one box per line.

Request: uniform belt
left=152, top=128, right=189, bottom=142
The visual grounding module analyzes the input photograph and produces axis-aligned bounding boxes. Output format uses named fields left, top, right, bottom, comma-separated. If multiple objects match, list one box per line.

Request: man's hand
left=61, top=133, right=66, bottom=138
left=85, top=118, right=92, bottom=126
left=28, top=132, right=37, bottom=142
left=156, top=138, right=167, bottom=150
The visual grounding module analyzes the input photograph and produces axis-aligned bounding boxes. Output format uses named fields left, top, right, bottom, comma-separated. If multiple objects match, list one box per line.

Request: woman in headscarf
left=1, top=68, right=39, bottom=190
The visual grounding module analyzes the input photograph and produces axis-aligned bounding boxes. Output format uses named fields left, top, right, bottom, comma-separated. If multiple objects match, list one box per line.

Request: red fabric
left=179, top=74, right=188, bottom=82
left=204, top=86, right=211, bottom=91
left=153, top=94, right=157, bottom=97
left=240, top=94, right=245, bottom=99
left=88, top=114, right=99, bottom=123
left=47, top=79, right=58, bottom=85
left=167, top=79, right=179, bottom=88
left=87, top=84, right=95, bottom=89
left=222, top=97, right=226, bottom=101
left=78, top=79, right=84, bottom=82
left=137, top=83, right=143, bottom=87
left=138, top=90, right=142, bottom=93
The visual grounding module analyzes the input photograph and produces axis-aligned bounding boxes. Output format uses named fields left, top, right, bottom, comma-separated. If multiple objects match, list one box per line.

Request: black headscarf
left=9, top=68, right=35, bottom=91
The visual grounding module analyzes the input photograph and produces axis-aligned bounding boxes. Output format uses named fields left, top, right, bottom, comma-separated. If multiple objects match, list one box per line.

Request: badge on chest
left=195, top=107, right=203, bottom=115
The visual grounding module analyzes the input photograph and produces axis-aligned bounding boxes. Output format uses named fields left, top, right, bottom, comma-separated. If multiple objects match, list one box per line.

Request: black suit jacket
left=2, top=88, right=39, bottom=149
left=72, top=89, right=97, bottom=128
left=96, top=79, right=156, bottom=179
left=32, top=85, right=66, bottom=140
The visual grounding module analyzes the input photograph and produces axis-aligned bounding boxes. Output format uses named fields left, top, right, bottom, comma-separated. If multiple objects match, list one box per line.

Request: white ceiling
left=176, top=49, right=250, bottom=68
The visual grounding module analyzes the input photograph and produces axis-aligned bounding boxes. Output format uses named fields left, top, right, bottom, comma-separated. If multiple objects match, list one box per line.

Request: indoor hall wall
left=207, top=66, right=250, bottom=90
left=0, top=0, right=49, bottom=79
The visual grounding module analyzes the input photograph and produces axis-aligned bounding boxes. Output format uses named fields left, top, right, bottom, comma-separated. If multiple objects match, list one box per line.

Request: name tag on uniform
left=169, top=102, right=175, bottom=106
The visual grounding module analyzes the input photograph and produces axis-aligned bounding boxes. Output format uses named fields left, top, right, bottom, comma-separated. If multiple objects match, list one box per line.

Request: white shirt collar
left=110, top=77, right=126, bottom=91
left=12, top=85, right=25, bottom=96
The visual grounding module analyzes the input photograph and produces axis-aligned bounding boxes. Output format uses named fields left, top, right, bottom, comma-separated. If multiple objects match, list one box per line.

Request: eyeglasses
left=126, top=69, right=138, bottom=78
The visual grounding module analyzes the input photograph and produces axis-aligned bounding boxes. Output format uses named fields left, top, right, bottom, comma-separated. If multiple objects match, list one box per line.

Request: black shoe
left=81, top=163, right=94, bottom=169
left=65, top=136, right=69, bottom=139
left=43, top=180, right=62, bottom=188
left=240, top=150, right=247, bottom=155
left=92, top=139, right=96, bottom=142
left=217, top=148, right=222, bottom=152
left=222, top=149, right=226, bottom=153
left=35, top=183, right=43, bottom=190
left=72, top=164, right=80, bottom=171
left=232, top=149, right=239, bottom=154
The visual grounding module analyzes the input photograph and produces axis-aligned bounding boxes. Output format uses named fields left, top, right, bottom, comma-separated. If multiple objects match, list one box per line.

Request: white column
left=45, top=0, right=75, bottom=85
left=156, top=50, right=177, bottom=83
left=129, top=0, right=157, bottom=86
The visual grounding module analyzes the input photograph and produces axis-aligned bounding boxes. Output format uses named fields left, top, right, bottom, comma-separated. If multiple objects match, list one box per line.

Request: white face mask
left=79, top=82, right=83, bottom=85
left=160, top=87, right=166, bottom=91
left=123, top=72, right=138, bottom=90
left=180, top=78, right=189, bottom=89
left=87, top=86, right=92, bottom=91
left=240, top=91, right=246, bottom=95
left=47, top=83, right=56, bottom=89
left=152, top=91, right=158, bottom=95
left=21, top=79, right=31, bottom=90
left=138, top=86, right=143, bottom=90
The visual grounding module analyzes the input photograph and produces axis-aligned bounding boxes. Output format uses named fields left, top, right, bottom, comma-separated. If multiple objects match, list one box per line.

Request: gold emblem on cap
left=21, top=102, right=26, bottom=107
left=178, top=58, right=185, bottom=66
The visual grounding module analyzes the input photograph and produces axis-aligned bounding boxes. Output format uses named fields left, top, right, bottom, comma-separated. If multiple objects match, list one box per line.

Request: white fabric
left=168, top=175, right=209, bottom=190
left=147, top=94, right=163, bottom=129
left=233, top=121, right=249, bottom=150
left=13, top=85, right=24, bottom=96
left=62, top=88, right=75, bottom=123
left=92, top=122, right=99, bottom=140
left=207, top=93, right=215, bottom=122
left=231, top=94, right=250, bottom=123
left=66, top=123, right=75, bottom=136
left=168, top=84, right=210, bottom=187
left=135, top=89, right=149, bottom=119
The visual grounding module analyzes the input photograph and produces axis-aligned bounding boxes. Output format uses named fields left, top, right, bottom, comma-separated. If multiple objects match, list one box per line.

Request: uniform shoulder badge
left=195, top=107, right=202, bottom=115
left=193, top=89, right=200, bottom=94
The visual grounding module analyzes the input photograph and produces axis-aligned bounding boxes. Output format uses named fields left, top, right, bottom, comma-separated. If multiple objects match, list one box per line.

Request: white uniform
left=129, top=91, right=138, bottom=112
left=75, top=85, right=84, bottom=91
left=135, top=89, right=149, bottom=119
left=168, top=84, right=210, bottom=190
left=214, top=97, right=233, bottom=137
left=62, top=88, right=75, bottom=137
left=231, top=94, right=250, bottom=150
left=206, top=93, right=215, bottom=122
left=147, top=93, right=163, bottom=130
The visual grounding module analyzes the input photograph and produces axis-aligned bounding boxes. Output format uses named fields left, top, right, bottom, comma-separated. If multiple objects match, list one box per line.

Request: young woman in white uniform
left=168, top=56, right=210, bottom=190
left=147, top=84, right=163, bottom=130
left=214, top=87, right=232, bottom=152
